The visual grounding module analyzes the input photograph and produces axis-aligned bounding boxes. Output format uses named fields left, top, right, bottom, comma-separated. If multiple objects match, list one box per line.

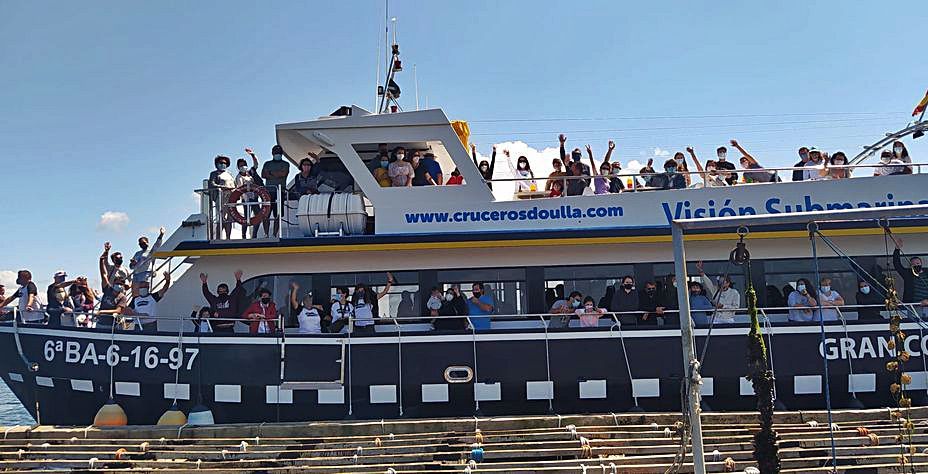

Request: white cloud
left=97, top=211, right=130, bottom=232
left=0, top=270, right=16, bottom=292
left=652, top=147, right=671, bottom=158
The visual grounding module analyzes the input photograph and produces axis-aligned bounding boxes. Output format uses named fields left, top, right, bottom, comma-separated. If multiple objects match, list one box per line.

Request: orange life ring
left=228, top=185, right=272, bottom=226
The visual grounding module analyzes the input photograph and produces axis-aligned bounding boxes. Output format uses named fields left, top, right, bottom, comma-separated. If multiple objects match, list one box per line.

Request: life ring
left=228, top=185, right=272, bottom=226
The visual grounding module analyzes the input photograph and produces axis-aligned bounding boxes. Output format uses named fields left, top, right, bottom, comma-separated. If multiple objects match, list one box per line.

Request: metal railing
left=194, top=184, right=289, bottom=242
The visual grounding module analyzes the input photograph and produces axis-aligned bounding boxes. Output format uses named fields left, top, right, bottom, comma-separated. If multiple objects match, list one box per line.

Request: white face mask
left=717, top=152, right=726, bottom=161
left=706, top=166, right=717, bottom=173
left=821, top=285, right=830, bottom=292
left=480, top=165, right=489, bottom=172
left=894, top=146, right=904, bottom=155
left=239, top=166, right=248, bottom=174
left=444, top=293, right=454, bottom=302
left=674, top=157, right=684, bottom=164
left=881, top=155, right=892, bottom=164
left=584, top=304, right=594, bottom=311
left=797, top=284, right=807, bottom=293
left=396, top=153, right=405, bottom=161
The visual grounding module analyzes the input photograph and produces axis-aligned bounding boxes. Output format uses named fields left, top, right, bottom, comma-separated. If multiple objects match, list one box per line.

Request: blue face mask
left=380, top=160, right=389, bottom=169
left=665, top=166, right=676, bottom=173
left=112, top=284, right=124, bottom=293
left=860, top=286, right=871, bottom=295
left=571, top=152, right=582, bottom=162
left=272, top=154, right=283, bottom=161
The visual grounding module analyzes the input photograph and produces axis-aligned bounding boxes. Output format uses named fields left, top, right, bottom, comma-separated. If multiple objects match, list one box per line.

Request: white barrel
left=297, top=193, right=367, bottom=236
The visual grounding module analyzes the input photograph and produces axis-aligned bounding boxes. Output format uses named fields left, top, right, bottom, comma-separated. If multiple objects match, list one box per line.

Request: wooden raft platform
left=0, top=407, right=927, bottom=472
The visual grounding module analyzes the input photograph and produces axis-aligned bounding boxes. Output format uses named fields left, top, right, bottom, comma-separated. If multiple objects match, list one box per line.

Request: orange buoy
left=93, top=400, right=128, bottom=426
left=157, top=403, right=187, bottom=426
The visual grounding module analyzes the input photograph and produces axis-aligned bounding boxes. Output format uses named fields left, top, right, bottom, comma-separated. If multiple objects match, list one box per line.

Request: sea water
left=0, top=383, right=35, bottom=425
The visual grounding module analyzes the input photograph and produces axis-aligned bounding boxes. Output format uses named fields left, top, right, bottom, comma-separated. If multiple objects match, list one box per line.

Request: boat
left=3, top=36, right=928, bottom=426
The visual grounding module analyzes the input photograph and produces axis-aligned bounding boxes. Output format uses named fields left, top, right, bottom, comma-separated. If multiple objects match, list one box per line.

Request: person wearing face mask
left=803, top=149, right=825, bottom=181
left=61, top=277, right=94, bottom=326
left=891, top=140, right=913, bottom=174
left=200, top=270, right=245, bottom=333
left=130, top=227, right=165, bottom=286
left=652, top=158, right=687, bottom=190
left=435, top=284, right=468, bottom=330
left=638, top=158, right=658, bottom=188
left=818, top=152, right=850, bottom=180
left=472, top=144, right=497, bottom=189
left=714, top=146, right=737, bottom=185
left=546, top=158, right=567, bottom=195
left=855, top=280, right=884, bottom=321
left=421, top=152, right=444, bottom=185
left=426, top=287, right=443, bottom=317
left=351, top=273, right=393, bottom=334
left=45, top=271, right=77, bottom=327
left=816, top=277, right=844, bottom=321
left=608, top=162, right=626, bottom=193
left=373, top=153, right=393, bottom=187
left=208, top=155, right=236, bottom=239
left=558, top=134, right=592, bottom=196
left=637, top=281, right=665, bottom=325
left=588, top=141, right=616, bottom=195
left=610, top=276, right=640, bottom=324
left=292, top=158, right=321, bottom=195
left=410, top=151, right=436, bottom=186
left=237, top=150, right=266, bottom=238
left=874, top=150, right=907, bottom=176
left=672, top=152, right=693, bottom=186
left=99, top=241, right=130, bottom=285
left=329, top=286, right=354, bottom=333
left=549, top=290, right=583, bottom=314
left=787, top=278, right=818, bottom=322
left=243, top=288, right=278, bottom=334
left=697, top=261, right=740, bottom=324
left=388, top=146, right=414, bottom=187
left=257, top=145, right=290, bottom=238
left=729, top=140, right=776, bottom=183
left=793, top=147, right=811, bottom=182
left=688, top=282, right=715, bottom=326
left=503, top=150, right=536, bottom=193
left=0, top=270, right=42, bottom=324
left=467, top=282, right=495, bottom=330
left=98, top=249, right=130, bottom=329
left=289, top=281, right=327, bottom=334
left=891, top=237, right=928, bottom=309
left=685, top=147, right=727, bottom=187
left=129, top=271, right=171, bottom=332
left=575, top=296, right=606, bottom=327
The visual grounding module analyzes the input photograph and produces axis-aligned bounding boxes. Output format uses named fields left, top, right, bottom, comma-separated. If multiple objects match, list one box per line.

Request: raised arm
left=99, top=242, right=111, bottom=288
left=471, top=144, right=478, bottom=166
left=558, top=134, right=569, bottom=168
left=686, top=147, right=706, bottom=174
left=586, top=145, right=598, bottom=175
left=151, top=226, right=165, bottom=253
left=489, top=146, right=497, bottom=174
left=603, top=140, right=615, bottom=165
left=200, top=273, right=217, bottom=305
left=289, top=281, right=300, bottom=310
left=376, top=272, right=395, bottom=300
left=729, top=140, right=757, bottom=166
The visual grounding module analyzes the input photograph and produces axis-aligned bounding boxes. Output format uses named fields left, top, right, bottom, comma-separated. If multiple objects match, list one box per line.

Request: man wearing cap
left=715, top=146, right=737, bottom=185
left=793, top=147, right=810, bottom=182
left=208, top=155, right=235, bottom=239
left=130, top=226, right=165, bottom=289
left=803, top=149, right=825, bottom=181
left=46, top=271, right=78, bottom=327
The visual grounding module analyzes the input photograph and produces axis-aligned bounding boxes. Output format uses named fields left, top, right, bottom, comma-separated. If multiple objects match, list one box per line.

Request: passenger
left=200, top=270, right=245, bottom=333
left=639, top=158, right=657, bottom=188
left=638, top=281, right=665, bottom=325
left=610, top=275, right=640, bottom=323
left=467, top=282, right=495, bottom=330
left=608, top=161, right=625, bottom=193
left=192, top=307, right=215, bottom=333
left=793, top=147, right=810, bottom=182
left=689, top=282, right=715, bottom=326
left=97, top=250, right=129, bottom=329
left=289, top=281, right=327, bottom=334
left=131, top=271, right=171, bottom=332
left=730, top=140, right=776, bottom=183
left=207, top=154, right=236, bottom=239
left=374, top=153, right=392, bottom=187
left=781, top=283, right=796, bottom=304
left=816, top=277, right=844, bottom=321
left=855, top=280, right=885, bottom=321
left=554, top=283, right=566, bottom=301
left=388, top=146, right=414, bottom=187
left=652, top=159, right=687, bottom=190
left=411, top=151, right=436, bottom=186
left=892, top=238, right=928, bottom=307
left=598, top=285, right=615, bottom=310
left=714, top=147, right=737, bottom=185
left=472, top=144, right=497, bottom=189
left=803, top=149, right=825, bottom=181
left=892, top=140, right=913, bottom=173
left=874, top=150, right=907, bottom=176
left=239, top=150, right=266, bottom=237
left=544, top=288, right=557, bottom=309
left=397, top=290, right=416, bottom=318
left=559, top=134, right=591, bottom=196
left=819, top=152, right=850, bottom=180
left=673, top=152, right=693, bottom=186
left=351, top=273, right=393, bottom=334
left=765, top=285, right=786, bottom=310
left=546, top=158, right=567, bottom=195
left=435, top=285, right=468, bottom=331
left=101, top=242, right=130, bottom=284
left=788, top=278, right=818, bottom=322
left=550, top=290, right=583, bottom=314
left=130, top=227, right=165, bottom=286
left=63, top=278, right=95, bottom=326
left=243, top=288, right=278, bottom=334
left=697, top=261, right=740, bottom=324
left=292, top=158, right=321, bottom=195
left=0, top=270, right=42, bottom=324
left=259, top=145, right=290, bottom=238
left=426, top=287, right=443, bottom=317
left=588, top=142, right=615, bottom=195
left=548, top=180, right=564, bottom=197
left=422, top=152, right=443, bottom=185
left=657, top=275, right=679, bottom=312
left=329, top=287, right=354, bottom=332
left=503, top=150, right=536, bottom=192
left=445, top=167, right=463, bottom=185
left=576, top=296, right=606, bottom=327
left=685, top=147, right=727, bottom=187
left=44, top=271, right=76, bottom=327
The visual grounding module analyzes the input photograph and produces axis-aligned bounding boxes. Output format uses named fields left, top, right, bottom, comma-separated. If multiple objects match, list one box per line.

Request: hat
left=54, top=271, right=67, bottom=278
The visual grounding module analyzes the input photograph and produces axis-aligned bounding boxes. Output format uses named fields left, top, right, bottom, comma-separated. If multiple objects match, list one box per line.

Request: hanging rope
left=808, top=222, right=839, bottom=472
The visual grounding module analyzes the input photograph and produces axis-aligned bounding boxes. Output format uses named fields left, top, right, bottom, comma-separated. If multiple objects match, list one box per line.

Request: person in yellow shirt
left=373, top=153, right=392, bottom=187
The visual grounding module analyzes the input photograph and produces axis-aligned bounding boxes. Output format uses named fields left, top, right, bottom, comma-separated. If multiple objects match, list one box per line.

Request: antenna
left=376, top=13, right=403, bottom=113
left=414, top=64, right=419, bottom=111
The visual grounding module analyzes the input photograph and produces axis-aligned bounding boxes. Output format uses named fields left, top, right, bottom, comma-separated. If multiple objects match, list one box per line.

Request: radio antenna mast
left=414, top=64, right=419, bottom=111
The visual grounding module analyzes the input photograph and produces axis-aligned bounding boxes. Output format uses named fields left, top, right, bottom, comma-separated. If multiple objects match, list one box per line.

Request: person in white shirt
left=351, top=273, right=394, bottom=335
left=685, top=147, right=728, bottom=187
left=802, top=149, right=826, bottom=181
left=208, top=155, right=236, bottom=239
left=874, top=150, right=907, bottom=176
left=816, top=277, right=844, bottom=322
left=0, top=270, right=42, bottom=323
left=329, top=287, right=354, bottom=333
left=130, top=227, right=165, bottom=289
left=131, top=271, right=171, bottom=332
left=697, top=261, right=741, bottom=324
left=289, top=281, right=326, bottom=334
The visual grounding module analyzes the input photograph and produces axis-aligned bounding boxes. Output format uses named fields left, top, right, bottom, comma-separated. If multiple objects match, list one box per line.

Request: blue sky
left=1, top=0, right=927, bottom=289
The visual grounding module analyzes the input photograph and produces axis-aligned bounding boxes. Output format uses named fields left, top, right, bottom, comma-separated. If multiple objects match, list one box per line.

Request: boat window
left=543, top=265, right=634, bottom=280
left=653, top=261, right=746, bottom=308
left=441, top=281, right=526, bottom=315
left=353, top=141, right=461, bottom=187
left=331, top=271, right=419, bottom=318
left=543, top=264, right=634, bottom=310
left=762, top=258, right=859, bottom=308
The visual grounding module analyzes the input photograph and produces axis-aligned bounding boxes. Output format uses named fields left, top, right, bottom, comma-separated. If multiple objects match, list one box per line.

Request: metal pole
left=671, top=223, right=706, bottom=474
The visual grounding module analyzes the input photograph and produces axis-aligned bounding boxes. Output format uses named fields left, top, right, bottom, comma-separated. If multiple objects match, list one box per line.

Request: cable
left=468, top=111, right=900, bottom=124
left=808, top=223, right=839, bottom=470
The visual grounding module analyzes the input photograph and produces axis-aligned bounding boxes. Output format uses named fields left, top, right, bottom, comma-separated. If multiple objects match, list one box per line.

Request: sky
left=1, top=0, right=927, bottom=293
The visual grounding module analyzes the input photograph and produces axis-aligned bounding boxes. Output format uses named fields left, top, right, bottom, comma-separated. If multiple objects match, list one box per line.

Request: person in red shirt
left=445, top=168, right=463, bottom=185
left=242, top=288, right=278, bottom=334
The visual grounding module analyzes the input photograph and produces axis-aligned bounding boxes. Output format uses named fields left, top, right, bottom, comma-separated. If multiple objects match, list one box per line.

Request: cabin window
left=762, top=258, right=859, bottom=309
left=438, top=268, right=526, bottom=315
left=652, top=261, right=746, bottom=309
left=543, top=264, right=635, bottom=310
left=353, top=141, right=460, bottom=187
left=331, top=271, right=418, bottom=318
